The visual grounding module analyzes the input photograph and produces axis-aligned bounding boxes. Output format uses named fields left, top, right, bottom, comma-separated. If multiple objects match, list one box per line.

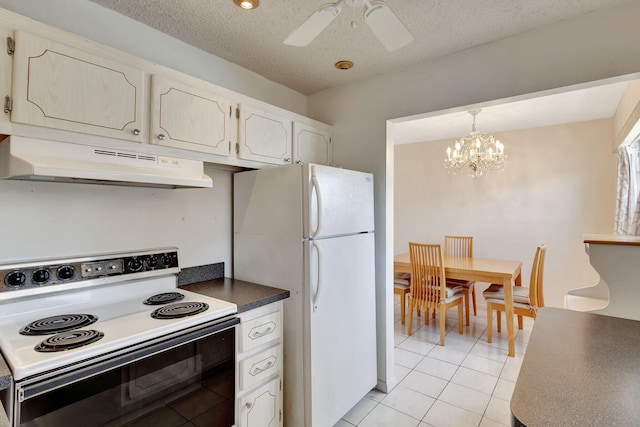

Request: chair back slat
left=444, top=235, right=473, bottom=258
left=409, top=242, right=446, bottom=308
left=528, top=245, right=547, bottom=308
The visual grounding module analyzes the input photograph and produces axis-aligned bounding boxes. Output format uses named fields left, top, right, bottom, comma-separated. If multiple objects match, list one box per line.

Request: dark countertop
left=511, top=307, right=640, bottom=426
left=180, top=277, right=289, bottom=313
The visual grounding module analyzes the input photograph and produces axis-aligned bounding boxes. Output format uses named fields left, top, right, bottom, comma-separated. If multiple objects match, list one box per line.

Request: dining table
left=394, top=252, right=522, bottom=357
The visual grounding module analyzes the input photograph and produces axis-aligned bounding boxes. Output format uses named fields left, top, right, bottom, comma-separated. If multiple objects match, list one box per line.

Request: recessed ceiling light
left=335, top=60, right=354, bottom=70
left=234, top=0, right=259, bottom=10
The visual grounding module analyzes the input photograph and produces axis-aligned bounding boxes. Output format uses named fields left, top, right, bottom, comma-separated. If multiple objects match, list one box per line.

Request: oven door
left=11, top=317, right=238, bottom=427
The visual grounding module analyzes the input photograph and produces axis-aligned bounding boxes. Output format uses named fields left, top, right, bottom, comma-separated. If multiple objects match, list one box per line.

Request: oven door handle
left=17, top=316, right=239, bottom=401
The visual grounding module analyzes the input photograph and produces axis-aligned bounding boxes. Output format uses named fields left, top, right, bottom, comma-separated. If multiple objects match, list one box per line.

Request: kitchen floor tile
left=400, top=370, right=448, bottom=398
left=450, top=366, right=499, bottom=395
left=483, top=397, right=512, bottom=426
left=423, top=400, right=482, bottom=427
left=493, top=378, right=516, bottom=401
left=461, top=353, right=505, bottom=377
left=395, top=347, right=426, bottom=369
left=438, top=382, right=491, bottom=416
left=341, top=396, right=378, bottom=425
left=413, top=356, right=458, bottom=381
left=358, top=403, right=421, bottom=427
left=381, top=385, right=436, bottom=420
left=339, top=296, right=527, bottom=427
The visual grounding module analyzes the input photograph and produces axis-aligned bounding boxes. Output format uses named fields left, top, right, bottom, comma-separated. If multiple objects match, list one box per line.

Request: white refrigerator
left=234, top=163, right=377, bottom=427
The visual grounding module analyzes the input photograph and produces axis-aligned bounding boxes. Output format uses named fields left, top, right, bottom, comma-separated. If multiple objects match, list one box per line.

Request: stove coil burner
left=151, top=302, right=209, bottom=319
left=20, top=314, right=99, bottom=336
left=143, top=292, right=185, bottom=305
left=34, top=329, right=104, bottom=352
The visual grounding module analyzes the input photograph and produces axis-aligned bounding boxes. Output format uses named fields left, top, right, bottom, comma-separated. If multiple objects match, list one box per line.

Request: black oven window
left=18, top=328, right=235, bottom=427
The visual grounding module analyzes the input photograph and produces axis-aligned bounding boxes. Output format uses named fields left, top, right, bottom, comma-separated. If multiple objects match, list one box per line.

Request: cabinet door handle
left=245, top=402, right=253, bottom=409
left=250, top=358, right=275, bottom=376
left=248, top=323, right=275, bottom=340
left=158, top=134, right=166, bottom=140
left=284, top=157, right=291, bottom=163
left=132, top=128, right=141, bottom=135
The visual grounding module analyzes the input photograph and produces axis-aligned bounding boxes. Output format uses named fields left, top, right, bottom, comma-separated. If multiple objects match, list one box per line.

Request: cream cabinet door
left=150, top=75, right=231, bottom=156
left=238, top=104, right=292, bottom=165
left=238, top=377, right=282, bottom=427
left=292, top=121, right=332, bottom=165
left=10, top=31, right=145, bottom=142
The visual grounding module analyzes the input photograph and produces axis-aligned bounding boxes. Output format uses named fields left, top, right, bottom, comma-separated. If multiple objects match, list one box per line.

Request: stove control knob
left=57, top=265, right=76, bottom=281
left=161, top=254, right=173, bottom=267
left=146, top=256, right=158, bottom=269
left=5, top=271, right=26, bottom=288
left=32, top=269, right=51, bottom=284
left=128, top=258, right=143, bottom=272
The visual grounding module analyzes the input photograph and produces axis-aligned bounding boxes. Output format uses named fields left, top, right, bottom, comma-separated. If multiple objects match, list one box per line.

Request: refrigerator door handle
left=311, top=241, right=321, bottom=312
left=311, top=167, right=322, bottom=239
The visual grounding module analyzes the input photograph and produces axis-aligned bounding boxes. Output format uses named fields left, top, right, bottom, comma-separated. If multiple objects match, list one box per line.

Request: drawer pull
left=248, top=322, right=276, bottom=340
left=249, top=356, right=277, bottom=376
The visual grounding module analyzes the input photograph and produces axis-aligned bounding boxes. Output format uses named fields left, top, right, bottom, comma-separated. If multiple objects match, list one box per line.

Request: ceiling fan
left=284, top=0, right=414, bottom=52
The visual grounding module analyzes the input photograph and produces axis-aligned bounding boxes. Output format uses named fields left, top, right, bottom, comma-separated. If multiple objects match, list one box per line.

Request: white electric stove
left=0, top=248, right=238, bottom=427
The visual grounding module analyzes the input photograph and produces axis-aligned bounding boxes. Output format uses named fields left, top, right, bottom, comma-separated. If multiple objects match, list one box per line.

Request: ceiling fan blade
left=363, top=1, right=414, bottom=51
left=284, top=3, right=343, bottom=47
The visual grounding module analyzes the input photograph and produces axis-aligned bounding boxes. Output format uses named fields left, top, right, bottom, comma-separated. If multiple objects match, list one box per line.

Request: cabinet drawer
left=239, top=344, right=282, bottom=391
left=239, top=311, right=282, bottom=353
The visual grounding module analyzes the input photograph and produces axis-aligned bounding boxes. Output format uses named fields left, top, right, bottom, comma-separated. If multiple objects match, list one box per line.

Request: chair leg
left=497, top=310, right=502, bottom=333
left=432, top=309, right=436, bottom=319
left=407, top=299, right=414, bottom=336
left=518, top=314, right=523, bottom=330
left=457, top=303, right=463, bottom=334
left=463, top=290, right=470, bottom=326
left=487, top=302, right=493, bottom=343
left=424, top=304, right=430, bottom=326
left=471, top=285, right=477, bottom=316
left=400, top=292, right=406, bottom=325
left=439, top=304, right=446, bottom=346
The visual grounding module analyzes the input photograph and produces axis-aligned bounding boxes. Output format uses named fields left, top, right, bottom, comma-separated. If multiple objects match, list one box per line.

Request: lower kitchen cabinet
left=236, top=301, right=283, bottom=427
left=238, top=377, right=282, bottom=427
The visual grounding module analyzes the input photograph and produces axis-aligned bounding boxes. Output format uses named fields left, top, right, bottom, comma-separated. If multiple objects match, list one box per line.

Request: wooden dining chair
left=483, top=245, right=546, bottom=343
left=394, top=272, right=410, bottom=324
left=444, top=235, right=476, bottom=326
left=407, top=242, right=464, bottom=345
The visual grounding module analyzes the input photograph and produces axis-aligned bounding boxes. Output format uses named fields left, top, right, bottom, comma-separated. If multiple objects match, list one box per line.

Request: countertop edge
left=180, top=277, right=289, bottom=313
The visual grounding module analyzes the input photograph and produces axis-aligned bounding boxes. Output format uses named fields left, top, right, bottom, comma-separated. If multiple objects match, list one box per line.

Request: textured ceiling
left=88, top=0, right=634, bottom=96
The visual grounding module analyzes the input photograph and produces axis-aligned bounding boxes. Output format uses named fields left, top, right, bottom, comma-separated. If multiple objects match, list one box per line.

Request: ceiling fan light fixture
left=234, top=0, right=259, bottom=10
left=284, top=3, right=343, bottom=47
left=363, top=0, right=414, bottom=51
left=335, top=60, right=354, bottom=70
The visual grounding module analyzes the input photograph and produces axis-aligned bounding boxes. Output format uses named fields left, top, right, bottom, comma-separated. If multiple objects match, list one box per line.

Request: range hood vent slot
left=0, top=136, right=213, bottom=189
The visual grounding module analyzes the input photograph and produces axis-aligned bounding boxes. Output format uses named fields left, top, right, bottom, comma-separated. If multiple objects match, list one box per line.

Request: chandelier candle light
left=443, top=109, right=506, bottom=178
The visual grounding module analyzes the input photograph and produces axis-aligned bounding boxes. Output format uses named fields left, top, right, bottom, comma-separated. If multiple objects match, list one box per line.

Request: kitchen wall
left=394, top=119, right=617, bottom=307
left=0, top=165, right=233, bottom=270
left=308, top=1, right=640, bottom=391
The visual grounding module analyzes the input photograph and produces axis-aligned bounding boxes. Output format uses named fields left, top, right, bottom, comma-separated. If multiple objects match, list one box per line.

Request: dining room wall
left=394, top=118, right=617, bottom=307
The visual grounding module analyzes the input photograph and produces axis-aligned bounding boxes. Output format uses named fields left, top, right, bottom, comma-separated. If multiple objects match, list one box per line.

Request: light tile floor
left=334, top=289, right=533, bottom=427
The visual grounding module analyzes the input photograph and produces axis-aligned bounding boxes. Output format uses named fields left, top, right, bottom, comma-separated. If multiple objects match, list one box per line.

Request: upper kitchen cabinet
left=150, top=75, right=231, bottom=157
left=292, top=121, right=332, bottom=166
left=9, top=30, right=146, bottom=143
left=237, top=104, right=292, bottom=166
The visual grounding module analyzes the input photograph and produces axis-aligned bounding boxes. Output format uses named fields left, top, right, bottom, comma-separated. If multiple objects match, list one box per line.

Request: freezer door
left=304, top=232, right=377, bottom=427
left=303, top=164, right=374, bottom=239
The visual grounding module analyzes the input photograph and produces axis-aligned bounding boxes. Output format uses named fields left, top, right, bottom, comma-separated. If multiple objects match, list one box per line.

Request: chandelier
left=443, top=109, right=506, bottom=178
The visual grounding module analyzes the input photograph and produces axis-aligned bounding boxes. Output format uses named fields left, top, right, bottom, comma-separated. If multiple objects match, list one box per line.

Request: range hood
left=0, top=136, right=213, bottom=189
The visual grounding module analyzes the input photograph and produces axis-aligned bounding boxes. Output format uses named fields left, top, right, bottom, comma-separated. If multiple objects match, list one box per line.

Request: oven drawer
left=238, top=310, right=282, bottom=353
left=239, top=344, right=282, bottom=391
